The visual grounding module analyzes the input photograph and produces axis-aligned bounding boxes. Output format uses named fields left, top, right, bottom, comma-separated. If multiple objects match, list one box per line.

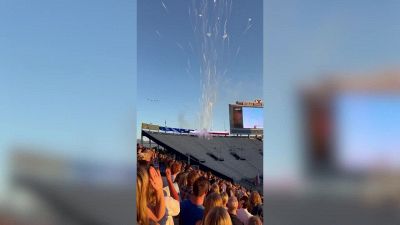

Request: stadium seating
left=143, top=131, right=263, bottom=182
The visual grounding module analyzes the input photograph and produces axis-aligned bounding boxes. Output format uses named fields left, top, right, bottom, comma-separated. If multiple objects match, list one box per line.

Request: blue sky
left=264, top=0, right=400, bottom=182
left=335, top=94, right=400, bottom=171
left=242, top=107, right=263, bottom=129
left=137, top=0, right=263, bottom=132
left=0, top=0, right=136, bottom=168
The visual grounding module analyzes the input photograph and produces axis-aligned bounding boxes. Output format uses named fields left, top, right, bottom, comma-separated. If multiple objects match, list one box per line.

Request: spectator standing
left=227, top=196, right=244, bottom=225
left=179, top=177, right=210, bottom=225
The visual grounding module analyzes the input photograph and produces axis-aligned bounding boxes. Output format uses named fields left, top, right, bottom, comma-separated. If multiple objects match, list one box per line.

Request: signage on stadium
left=159, top=126, right=194, bottom=134
left=141, top=123, right=160, bottom=131
left=235, top=99, right=263, bottom=107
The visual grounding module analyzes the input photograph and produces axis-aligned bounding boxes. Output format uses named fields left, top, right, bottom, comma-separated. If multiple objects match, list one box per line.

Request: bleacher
left=142, top=131, right=263, bottom=183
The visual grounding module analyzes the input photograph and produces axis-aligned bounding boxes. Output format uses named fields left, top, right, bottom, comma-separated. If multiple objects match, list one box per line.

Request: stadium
left=140, top=100, right=262, bottom=187
left=137, top=100, right=264, bottom=225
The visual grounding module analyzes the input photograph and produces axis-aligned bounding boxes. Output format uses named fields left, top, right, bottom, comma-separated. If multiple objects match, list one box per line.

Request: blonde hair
left=204, top=206, right=232, bottom=225
left=249, top=191, right=262, bottom=212
left=177, top=172, right=188, bottom=188
left=203, top=193, right=223, bottom=220
left=137, top=166, right=149, bottom=225
left=210, top=183, right=220, bottom=194
left=220, top=192, right=229, bottom=207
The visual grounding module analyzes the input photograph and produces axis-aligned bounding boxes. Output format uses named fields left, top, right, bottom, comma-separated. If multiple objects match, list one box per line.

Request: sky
left=264, top=0, right=400, bottom=182
left=137, top=0, right=263, bottom=133
left=242, top=107, right=263, bottom=129
left=335, top=94, right=400, bottom=171
left=0, top=0, right=136, bottom=193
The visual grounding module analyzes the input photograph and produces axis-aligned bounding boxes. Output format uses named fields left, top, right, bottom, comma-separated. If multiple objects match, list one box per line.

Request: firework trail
left=243, top=17, right=253, bottom=35
left=160, top=0, right=168, bottom=13
left=190, top=0, right=233, bottom=133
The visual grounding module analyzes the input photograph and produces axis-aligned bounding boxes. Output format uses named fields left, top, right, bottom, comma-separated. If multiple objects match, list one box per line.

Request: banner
left=141, top=123, right=160, bottom=131
left=159, top=126, right=194, bottom=134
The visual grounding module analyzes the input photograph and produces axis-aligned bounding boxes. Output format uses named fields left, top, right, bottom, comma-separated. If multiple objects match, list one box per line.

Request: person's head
left=248, top=216, right=262, bottom=225
left=249, top=191, right=262, bottom=206
left=226, top=186, right=233, bottom=197
left=193, top=176, right=210, bottom=197
left=187, top=170, right=200, bottom=187
left=204, top=206, right=232, bottom=225
left=227, top=196, right=238, bottom=214
left=177, top=172, right=188, bottom=188
left=140, top=149, right=155, bottom=162
left=171, top=161, right=182, bottom=175
left=203, top=192, right=223, bottom=219
left=220, top=192, right=228, bottom=207
left=240, top=196, right=249, bottom=209
left=137, top=166, right=149, bottom=225
left=209, top=183, right=220, bottom=194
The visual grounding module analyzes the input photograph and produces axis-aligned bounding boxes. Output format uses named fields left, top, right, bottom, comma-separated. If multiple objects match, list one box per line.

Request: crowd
left=137, top=144, right=263, bottom=225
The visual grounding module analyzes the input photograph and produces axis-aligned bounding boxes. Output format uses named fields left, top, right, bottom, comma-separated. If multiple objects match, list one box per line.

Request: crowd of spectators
left=137, top=144, right=263, bottom=225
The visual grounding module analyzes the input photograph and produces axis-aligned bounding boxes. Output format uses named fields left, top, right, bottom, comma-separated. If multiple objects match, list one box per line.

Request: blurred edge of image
left=0, top=0, right=137, bottom=224
left=264, top=70, right=400, bottom=224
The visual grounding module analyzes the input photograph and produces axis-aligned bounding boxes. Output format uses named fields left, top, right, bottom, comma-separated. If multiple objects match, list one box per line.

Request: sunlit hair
left=204, top=206, right=232, bottom=225
left=227, top=196, right=238, bottom=211
left=248, top=216, right=262, bottom=225
left=147, top=167, right=157, bottom=208
left=177, top=172, right=188, bottom=188
left=249, top=191, right=262, bottom=212
left=203, top=192, right=223, bottom=220
left=209, top=183, right=220, bottom=194
left=137, top=166, right=149, bottom=225
left=220, top=192, right=229, bottom=207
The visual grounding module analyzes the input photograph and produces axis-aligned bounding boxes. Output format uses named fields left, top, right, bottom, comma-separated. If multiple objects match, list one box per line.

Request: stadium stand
left=142, top=131, right=263, bottom=184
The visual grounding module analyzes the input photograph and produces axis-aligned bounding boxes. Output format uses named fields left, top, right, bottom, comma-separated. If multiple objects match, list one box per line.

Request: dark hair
left=240, top=196, right=249, bottom=209
left=193, top=177, right=210, bottom=197
left=187, top=170, right=200, bottom=186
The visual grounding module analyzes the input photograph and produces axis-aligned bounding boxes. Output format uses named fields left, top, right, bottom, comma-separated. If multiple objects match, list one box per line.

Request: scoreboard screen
left=230, top=105, right=263, bottom=134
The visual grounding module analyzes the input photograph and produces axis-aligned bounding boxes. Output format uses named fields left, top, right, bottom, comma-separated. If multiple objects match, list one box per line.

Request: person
left=248, top=192, right=263, bottom=219
left=221, top=192, right=229, bottom=210
left=176, top=172, right=188, bottom=191
left=181, top=170, right=200, bottom=200
left=137, top=166, right=149, bottom=225
left=208, top=183, right=220, bottom=195
left=220, top=181, right=227, bottom=193
left=159, top=168, right=180, bottom=225
left=227, top=196, right=244, bottom=225
left=196, top=192, right=224, bottom=225
left=204, top=206, right=233, bottom=225
left=237, top=196, right=252, bottom=225
left=147, top=166, right=166, bottom=224
left=180, top=177, right=210, bottom=225
left=247, top=216, right=262, bottom=225
left=162, top=162, right=181, bottom=198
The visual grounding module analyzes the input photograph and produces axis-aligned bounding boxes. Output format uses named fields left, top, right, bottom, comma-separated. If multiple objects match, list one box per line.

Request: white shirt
left=163, top=183, right=180, bottom=197
left=164, top=196, right=180, bottom=225
left=237, top=208, right=252, bottom=225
